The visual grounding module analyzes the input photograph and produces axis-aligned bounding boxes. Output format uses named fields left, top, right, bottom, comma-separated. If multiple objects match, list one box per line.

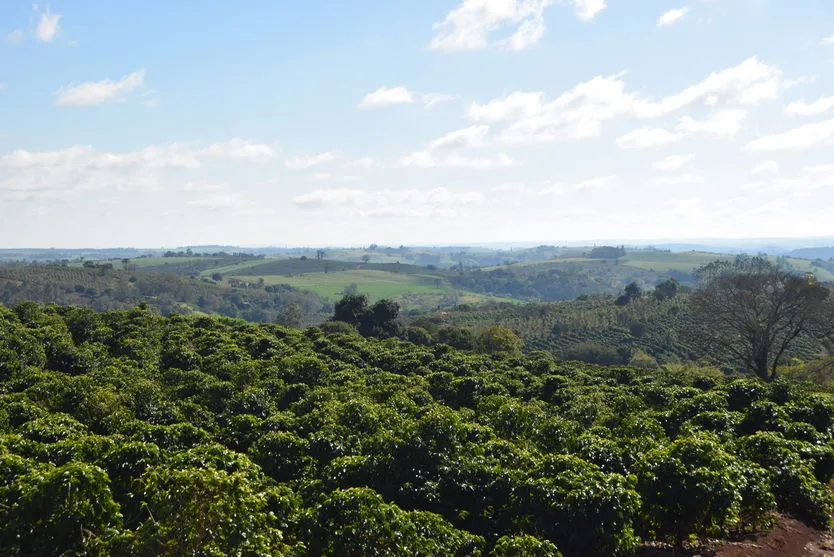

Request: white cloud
left=53, top=70, right=147, bottom=107
left=745, top=118, right=834, bottom=151
left=573, top=175, right=616, bottom=191
left=0, top=140, right=277, bottom=201
left=676, top=109, right=747, bottom=137
left=616, top=127, right=684, bottom=149
left=427, top=125, right=490, bottom=150
left=285, top=151, right=338, bottom=169
left=572, top=0, right=606, bottom=21
left=183, top=181, right=229, bottom=193
left=294, top=187, right=484, bottom=218
left=650, top=173, right=705, bottom=186
left=492, top=182, right=528, bottom=192
left=785, top=95, right=834, bottom=116
left=351, top=157, right=376, bottom=169
left=633, top=57, right=786, bottom=117
left=187, top=194, right=246, bottom=211
left=821, top=36, right=834, bottom=46
left=657, top=7, right=689, bottom=27
left=429, top=0, right=552, bottom=51
left=467, top=58, right=785, bottom=145
left=312, top=172, right=330, bottom=180
left=468, top=92, right=545, bottom=121
left=400, top=151, right=517, bottom=169
left=358, top=86, right=415, bottom=109
left=498, top=74, right=640, bottom=143
left=293, top=188, right=364, bottom=208
left=34, top=7, right=61, bottom=42
left=6, top=29, right=24, bottom=44
left=740, top=165, right=834, bottom=193
left=218, top=138, right=278, bottom=161
left=805, top=164, right=834, bottom=175
left=654, top=154, right=694, bottom=171
left=359, top=87, right=458, bottom=110
left=422, top=93, right=461, bottom=109
left=750, top=160, right=779, bottom=174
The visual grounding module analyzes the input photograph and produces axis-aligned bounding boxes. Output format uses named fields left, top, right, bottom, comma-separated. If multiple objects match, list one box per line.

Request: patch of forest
left=3, top=303, right=834, bottom=555
left=0, top=266, right=330, bottom=325
left=446, top=260, right=692, bottom=302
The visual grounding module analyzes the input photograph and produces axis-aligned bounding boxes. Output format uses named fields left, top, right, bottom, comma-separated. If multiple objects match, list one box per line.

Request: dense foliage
left=3, top=303, right=834, bottom=555
left=0, top=266, right=330, bottom=325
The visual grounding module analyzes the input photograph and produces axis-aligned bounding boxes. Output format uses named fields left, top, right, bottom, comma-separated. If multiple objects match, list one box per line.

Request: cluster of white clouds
left=293, top=187, right=484, bottom=218
left=0, top=140, right=278, bottom=203
left=364, top=55, right=825, bottom=161
left=397, top=125, right=518, bottom=169
left=428, top=0, right=609, bottom=52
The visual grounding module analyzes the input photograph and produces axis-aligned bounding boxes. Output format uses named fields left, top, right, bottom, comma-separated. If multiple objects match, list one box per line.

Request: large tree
left=690, top=257, right=833, bottom=381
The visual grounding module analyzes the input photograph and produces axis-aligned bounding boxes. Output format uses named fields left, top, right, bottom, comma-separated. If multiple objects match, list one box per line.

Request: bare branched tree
left=689, top=256, right=834, bottom=381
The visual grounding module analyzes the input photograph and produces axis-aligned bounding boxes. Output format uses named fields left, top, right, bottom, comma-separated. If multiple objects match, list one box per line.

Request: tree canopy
left=690, top=257, right=834, bottom=381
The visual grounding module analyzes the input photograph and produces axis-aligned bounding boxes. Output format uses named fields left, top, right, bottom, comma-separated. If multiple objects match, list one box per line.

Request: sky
left=1, top=0, right=833, bottom=248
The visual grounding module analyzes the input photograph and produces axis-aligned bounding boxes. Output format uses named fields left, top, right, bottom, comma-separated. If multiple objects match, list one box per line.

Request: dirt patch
left=715, top=517, right=834, bottom=557
left=633, top=515, right=834, bottom=557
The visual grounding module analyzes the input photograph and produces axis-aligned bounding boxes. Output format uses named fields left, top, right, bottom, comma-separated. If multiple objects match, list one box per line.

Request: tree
left=615, top=282, right=642, bottom=306
left=332, top=295, right=402, bottom=338
left=653, top=278, right=679, bottom=301
left=477, top=325, right=523, bottom=356
left=275, top=303, right=304, bottom=328
left=211, top=273, right=223, bottom=282
left=361, top=254, right=371, bottom=264
left=437, top=326, right=475, bottom=350
left=333, top=294, right=370, bottom=327
left=690, top=257, right=833, bottom=381
left=316, top=250, right=326, bottom=262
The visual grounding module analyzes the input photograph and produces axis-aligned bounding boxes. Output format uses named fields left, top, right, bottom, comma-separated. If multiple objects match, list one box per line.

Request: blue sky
left=1, top=0, right=833, bottom=248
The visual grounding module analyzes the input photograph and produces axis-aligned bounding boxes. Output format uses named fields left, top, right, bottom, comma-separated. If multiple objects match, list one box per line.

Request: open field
left=235, top=269, right=450, bottom=300
left=229, top=268, right=518, bottom=309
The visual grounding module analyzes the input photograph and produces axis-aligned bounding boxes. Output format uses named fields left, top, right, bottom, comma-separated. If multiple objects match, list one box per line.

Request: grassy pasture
left=235, top=269, right=448, bottom=300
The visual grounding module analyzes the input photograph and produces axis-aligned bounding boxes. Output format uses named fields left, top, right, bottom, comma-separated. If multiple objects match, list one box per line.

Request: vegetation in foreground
left=3, top=302, right=834, bottom=555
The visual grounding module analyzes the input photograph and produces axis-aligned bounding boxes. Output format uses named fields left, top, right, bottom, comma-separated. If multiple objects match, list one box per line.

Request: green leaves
left=0, top=461, right=122, bottom=555
left=2, top=305, right=834, bottom=555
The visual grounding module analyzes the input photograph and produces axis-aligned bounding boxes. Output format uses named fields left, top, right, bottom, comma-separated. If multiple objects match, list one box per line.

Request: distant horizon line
left=2, top=235, right=834, bottom=252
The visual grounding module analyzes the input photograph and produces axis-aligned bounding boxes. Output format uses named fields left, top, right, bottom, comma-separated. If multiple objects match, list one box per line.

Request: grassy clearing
left=230, top=269, right=518, bottom=307
left=236, top=269, right=449, bottom=301
left=621, top=251, right=733, bottom=272
left=198, top=259, right=278, bottom=276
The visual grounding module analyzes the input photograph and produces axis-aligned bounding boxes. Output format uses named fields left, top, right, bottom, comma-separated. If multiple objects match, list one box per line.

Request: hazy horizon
left=3, top=234, right=834, bottom=253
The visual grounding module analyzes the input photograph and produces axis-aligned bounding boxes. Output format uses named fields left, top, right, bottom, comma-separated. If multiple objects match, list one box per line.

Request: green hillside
left=408, top=295, right=826, bottom=369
